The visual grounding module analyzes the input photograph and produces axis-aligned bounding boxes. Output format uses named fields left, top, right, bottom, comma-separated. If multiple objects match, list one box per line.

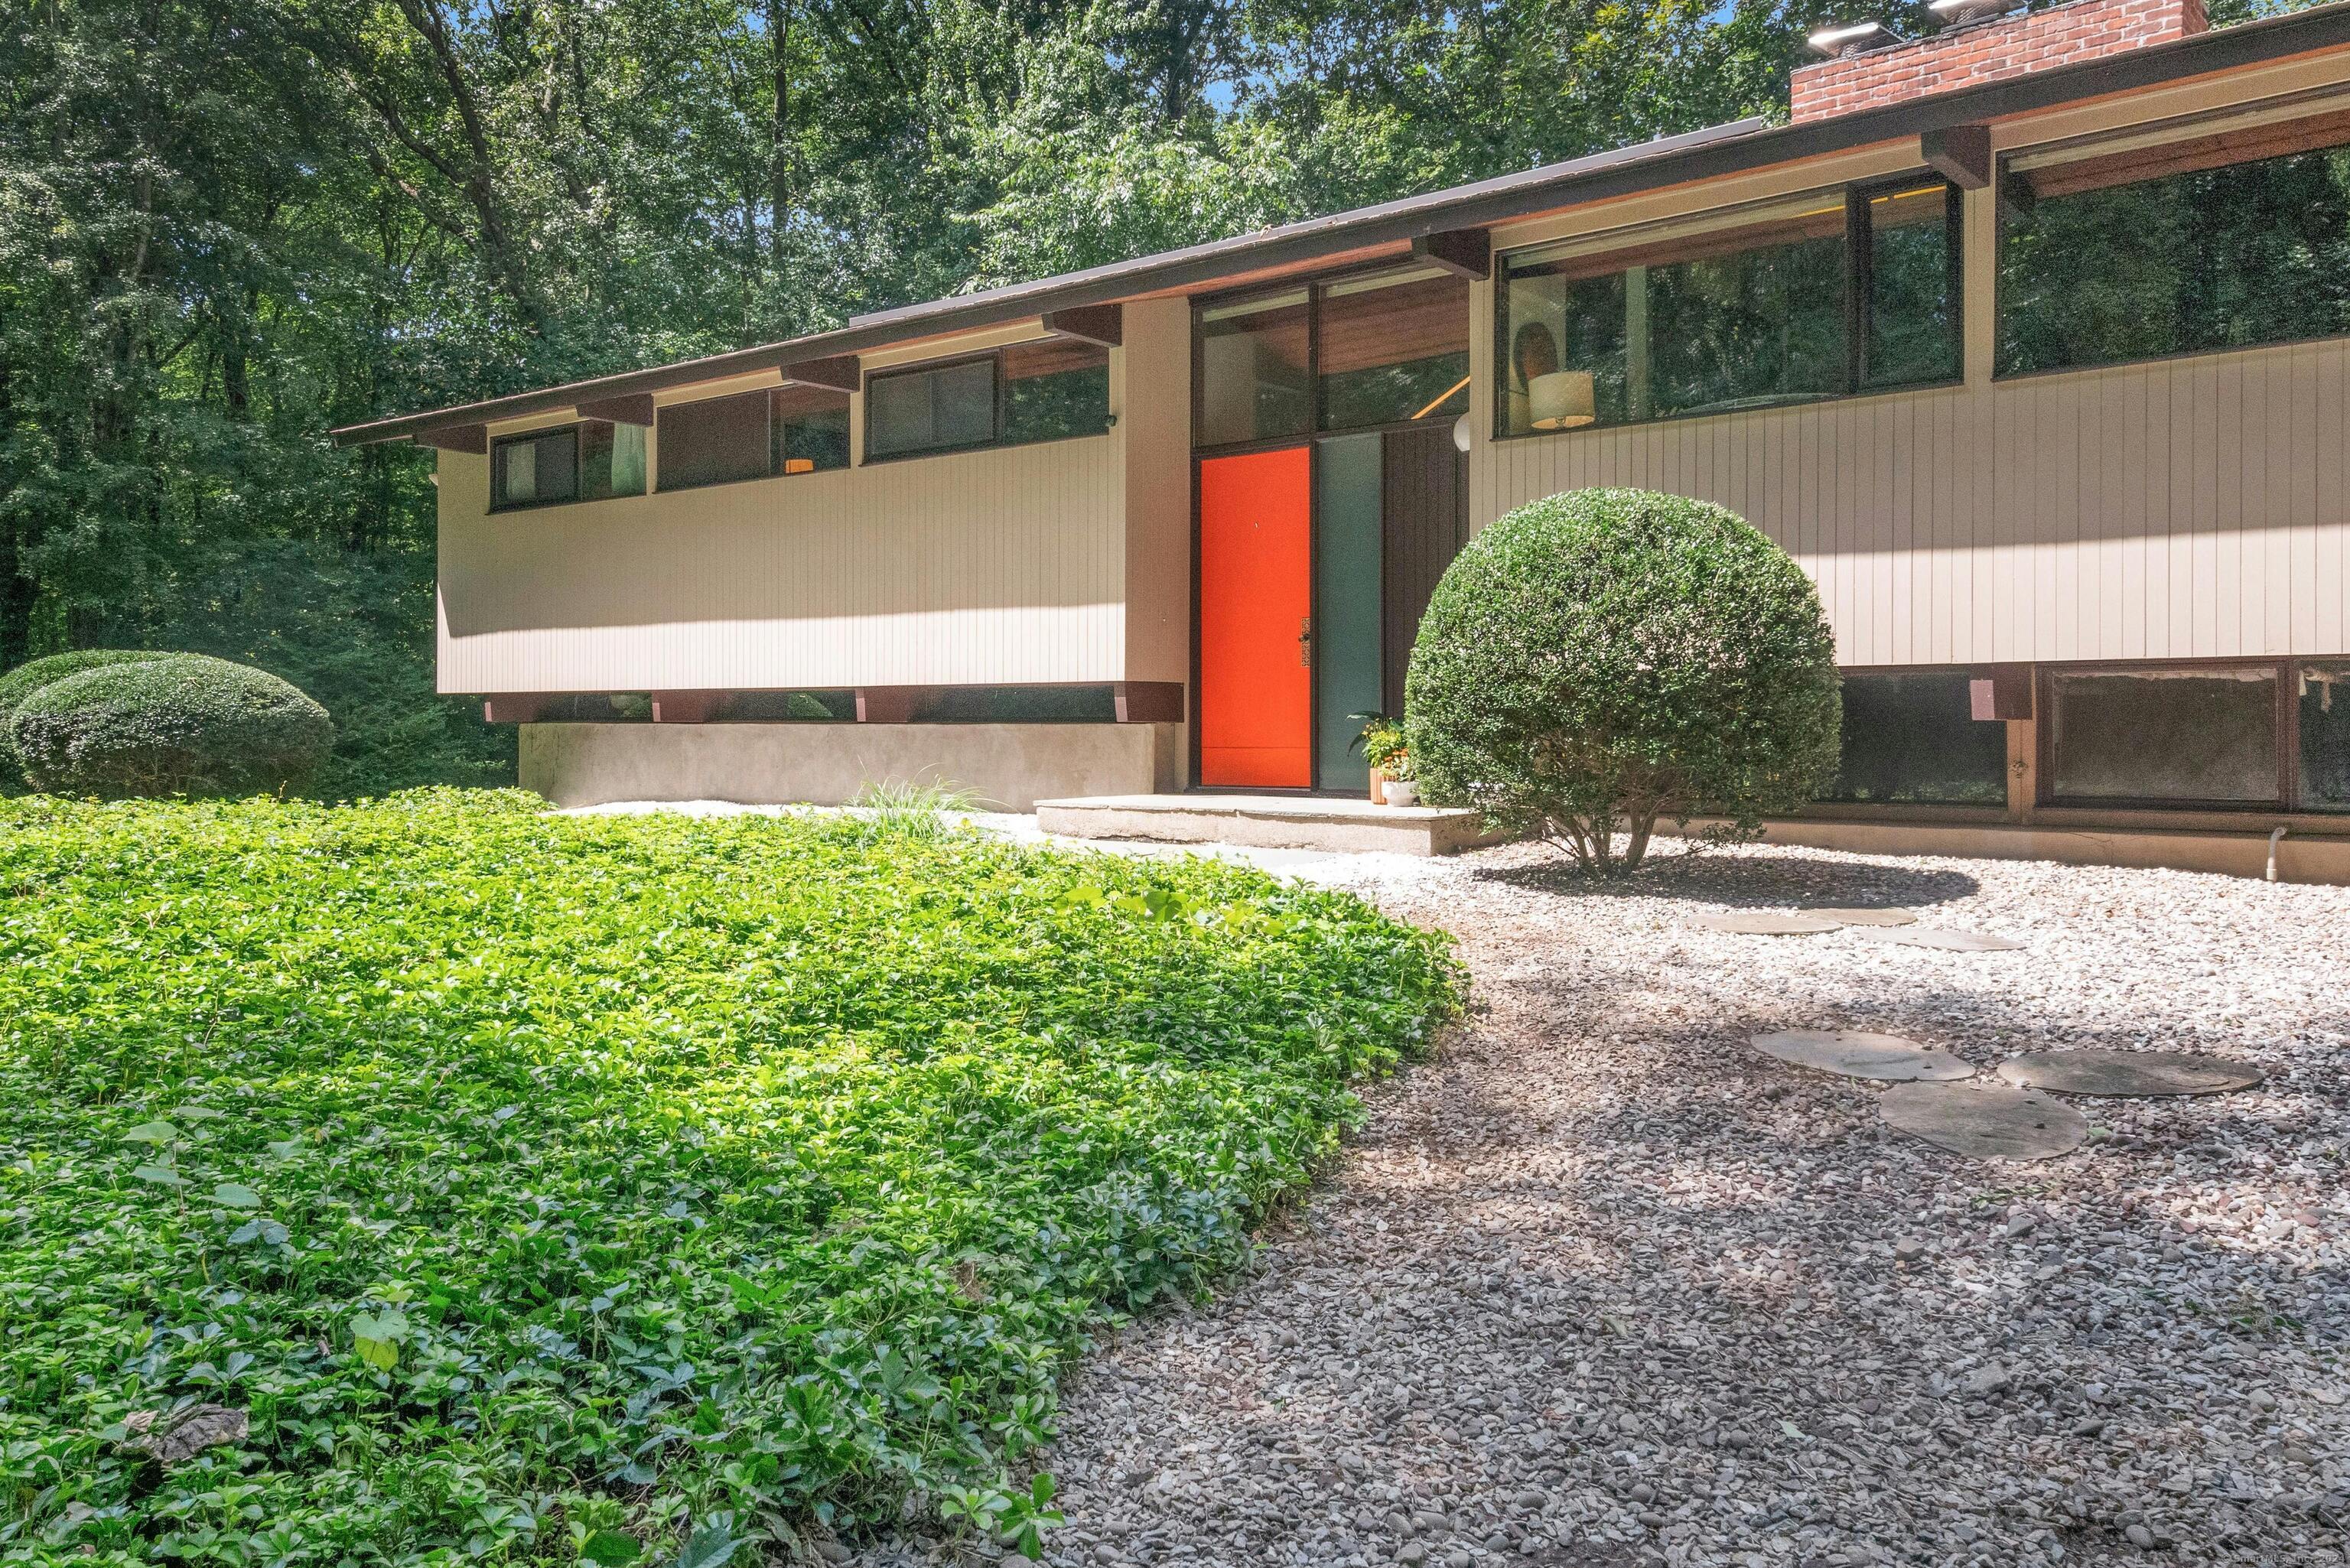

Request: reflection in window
left=579, top=421, right=647, bottom=500
left=1316, top=267, right=1470, bottom=432
left=1821, top=670, right=2008, bottom=805
left=867, top=358, right=997, bottom=460
left=2300, top=662, right=2350, bottom=811
left=2000, top=123, right=2350, bottom=376
left=2049, top=666, right=2280, bottom=805
left=772, top=385, right=850, bottom=474
left=1002, top=339, right=1111, bottom=445
left=1866, top=184, right=1961, bottom=389
left=1497, top=182, right=1958, bottom=435
left=491, top=427, right=581, bottom=510
left=658, top=390, right=773, bottom=491
left=1196, top=290, right=1309, bottom=447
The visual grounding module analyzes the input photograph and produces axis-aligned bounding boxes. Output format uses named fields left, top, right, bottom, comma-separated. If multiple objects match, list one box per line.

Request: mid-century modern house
left=336, top=0, right=2350, bottom=880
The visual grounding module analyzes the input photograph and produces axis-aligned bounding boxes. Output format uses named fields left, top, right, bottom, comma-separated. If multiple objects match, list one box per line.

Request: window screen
left=773, top=385, right=850, bottom=474
left=1002, top=340, right=1110, bottom=445
left=867, top=358, right=996, bottom=460
left=1316, top=266, right=1470, bottom=431
left=657, top=389, right=773, bottom=491
left=2300, top=662, right=2350, bottom=812
left=2048, top=666, right=2281, bottom=805
left=1999, top=119, right=2350, bottom=376
left=490, top=428, right=579, bottom=510
left=1821, top=670, right=2009, bottom=805
left=1196, top=289, right=1310, bottom=447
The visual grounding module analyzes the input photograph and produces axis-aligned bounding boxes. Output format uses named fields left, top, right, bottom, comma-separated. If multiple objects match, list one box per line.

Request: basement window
left=1998, top=112, right=2350, bottom=376
left=2047, top=665, right=2282, bottom=808
left=2300, top=662, right=2350, bottom=812
left=1820, top=669, right=2009, bottom=807
left=1495, top=178, right=1959, bottom=436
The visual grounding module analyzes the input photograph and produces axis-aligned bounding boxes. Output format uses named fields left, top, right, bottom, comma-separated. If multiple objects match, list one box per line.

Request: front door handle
left=1298, top=616, right=1313, bottom=666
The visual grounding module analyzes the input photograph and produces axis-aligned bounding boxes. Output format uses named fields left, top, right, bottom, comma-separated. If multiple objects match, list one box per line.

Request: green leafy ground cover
left=0, top=792, right=1460, bottom=1566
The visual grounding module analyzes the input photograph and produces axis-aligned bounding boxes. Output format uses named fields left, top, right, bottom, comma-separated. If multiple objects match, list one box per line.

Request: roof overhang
left=332, top=0, right=2350, bottom=448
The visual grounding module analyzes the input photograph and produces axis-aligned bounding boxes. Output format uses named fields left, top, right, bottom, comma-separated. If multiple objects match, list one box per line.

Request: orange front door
left=1198, top=446, right=1312, bottom=787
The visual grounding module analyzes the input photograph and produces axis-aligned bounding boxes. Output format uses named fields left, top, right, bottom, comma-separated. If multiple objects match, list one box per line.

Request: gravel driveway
left=848, top=836, right=2350, bottom=1568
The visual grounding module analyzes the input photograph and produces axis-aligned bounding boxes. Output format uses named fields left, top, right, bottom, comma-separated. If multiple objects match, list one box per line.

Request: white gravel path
left=572, top=805, right=2348, bottom=1566
left=880, top=838, right=2348, bottom=1568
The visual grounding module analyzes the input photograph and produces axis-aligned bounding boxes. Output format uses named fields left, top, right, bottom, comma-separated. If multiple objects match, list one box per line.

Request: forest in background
left=0, top=0, right=2295, bottom=795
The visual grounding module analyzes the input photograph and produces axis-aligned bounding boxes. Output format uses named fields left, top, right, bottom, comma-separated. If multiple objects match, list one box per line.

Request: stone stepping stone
left=1749, top=1029, right=1974, bottom=1082
left=1809, top=907, right=1917, bottom=927
left=1996, top=1049, right=2262, bottom=1098
left=1695, top=911, right=1843, bottom=935
left=1879, top=1082, right=2088, bottom=1161
left=1851, top=926, right=2023, bottom=952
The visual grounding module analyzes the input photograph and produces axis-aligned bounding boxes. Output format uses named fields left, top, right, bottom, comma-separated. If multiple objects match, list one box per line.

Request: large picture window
left=1999, top=116, right=2350, bottom=376
left=2047, top=666, right=2281, bottom=807
left=865, top=340, right=1112, bottom=462
left=1196, top=289, right=1310, bottom=447
left=1821, top=670, right=2009, bottom=806
left=1496, top=181, right=1959, bottom=437
left=1316, top=266, right=1470, bottom=432
left=491, top=421, right=646, bottom=512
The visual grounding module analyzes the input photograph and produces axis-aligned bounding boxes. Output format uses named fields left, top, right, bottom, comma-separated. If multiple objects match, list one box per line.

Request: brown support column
left=482, top=695, right=547, bottom=724
left=1110, top=681, right=1185, bottom=723
left=2007, top=719, right=2038, bottom=820
left=651, top=691, right=723, bottom=723
left=854, top=687, right=926, bottom=723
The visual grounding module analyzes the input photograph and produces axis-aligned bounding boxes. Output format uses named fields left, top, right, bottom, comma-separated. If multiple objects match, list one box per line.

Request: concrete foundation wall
left=520, top=722, right=1182, bottom=811
left=1673, top=815, right=2350, bottom=884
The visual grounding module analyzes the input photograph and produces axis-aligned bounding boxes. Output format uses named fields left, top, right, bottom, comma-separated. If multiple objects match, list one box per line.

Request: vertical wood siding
left=438, top=430, right=1128, bottom=692
left=1470, top=339, right=2350, bottom=665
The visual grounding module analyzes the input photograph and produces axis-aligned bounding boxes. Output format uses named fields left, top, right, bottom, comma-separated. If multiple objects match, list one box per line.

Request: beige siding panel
left=1469, top=338, right=2350, bottom=665
left=438, top=433, right=1128, bottom=693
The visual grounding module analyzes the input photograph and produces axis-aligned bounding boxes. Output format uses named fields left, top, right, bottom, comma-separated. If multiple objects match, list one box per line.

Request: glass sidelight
left=1314, top=435, right=1385, bottom=792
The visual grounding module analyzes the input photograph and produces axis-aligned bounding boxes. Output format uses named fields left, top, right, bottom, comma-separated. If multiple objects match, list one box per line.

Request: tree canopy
left=0, top=0, right=2300, bottom=790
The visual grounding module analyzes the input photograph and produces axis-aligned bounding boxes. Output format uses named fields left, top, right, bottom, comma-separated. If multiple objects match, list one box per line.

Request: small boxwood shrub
left=11, top=653, right=335, bottom=798
left=0, top=649, right=164, bottom=791
left=1406, top=487, right=1840, bottom=875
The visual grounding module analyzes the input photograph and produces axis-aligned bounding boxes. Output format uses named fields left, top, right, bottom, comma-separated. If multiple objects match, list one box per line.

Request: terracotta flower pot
left=1369, top=766, right=1390, bottom=805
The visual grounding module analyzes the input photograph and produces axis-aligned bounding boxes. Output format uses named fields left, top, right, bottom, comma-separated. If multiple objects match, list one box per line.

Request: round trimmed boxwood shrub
left=1405, top=487, right=1840, bottom=876
left=11, top=653, right=334, bottom=799
left=0, top=649, right=166, bottom=792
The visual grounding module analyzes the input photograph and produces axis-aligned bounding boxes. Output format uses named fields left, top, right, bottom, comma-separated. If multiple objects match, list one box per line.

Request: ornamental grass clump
left=10, top=652, right=333, bottom=798
left=1406, top=487, right=1840, bottom=875
left=0, top=790, right=1460, bottom=1565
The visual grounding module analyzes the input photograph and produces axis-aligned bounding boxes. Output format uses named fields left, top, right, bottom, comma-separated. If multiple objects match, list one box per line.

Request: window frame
left=2036, top=656, right=2300, bottom=812
left=656, top=386, right=849, bottom=496
left=489, top=425, right=583, bottom=513
left=860, top=341, right=1113, bottom=466
left=1489, top=174, right=1964, bottom=443
left=1991, top=109, right=2350, bottom=383
left=1191, top=259, right=1473, bottom=457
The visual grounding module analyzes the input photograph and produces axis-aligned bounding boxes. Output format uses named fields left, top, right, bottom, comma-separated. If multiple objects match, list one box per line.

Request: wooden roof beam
left=781, top=355, right=861, bottom=392
left=1411, top=226, right=1491, bottom=279
left=1922, top=124, right=1992, bottom=190
left=577, top=393, right=655, bottom=425
left=412, top=424, right=487, bottom=454
left=1041, top=304, right=1124, bottom=347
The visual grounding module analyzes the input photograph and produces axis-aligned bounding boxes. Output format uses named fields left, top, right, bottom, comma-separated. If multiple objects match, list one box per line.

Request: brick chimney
left=1792, top=0, right=2209, bottom=124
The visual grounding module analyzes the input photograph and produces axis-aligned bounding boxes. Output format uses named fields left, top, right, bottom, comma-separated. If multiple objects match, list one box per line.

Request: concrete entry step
left=1036, top=793, right=1510, bottom=856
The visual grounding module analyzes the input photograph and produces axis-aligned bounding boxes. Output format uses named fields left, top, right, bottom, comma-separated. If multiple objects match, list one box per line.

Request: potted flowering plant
left=1350, top=713, right=1415, bottom=805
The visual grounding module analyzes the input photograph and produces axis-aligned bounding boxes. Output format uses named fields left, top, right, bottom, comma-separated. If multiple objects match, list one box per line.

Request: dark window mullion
left=1845, top=187, right=1869, bottom=395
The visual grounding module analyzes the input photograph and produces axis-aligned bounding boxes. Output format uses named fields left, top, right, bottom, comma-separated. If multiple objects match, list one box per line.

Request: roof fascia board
left=332, top=2, right=2350, bottom=447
